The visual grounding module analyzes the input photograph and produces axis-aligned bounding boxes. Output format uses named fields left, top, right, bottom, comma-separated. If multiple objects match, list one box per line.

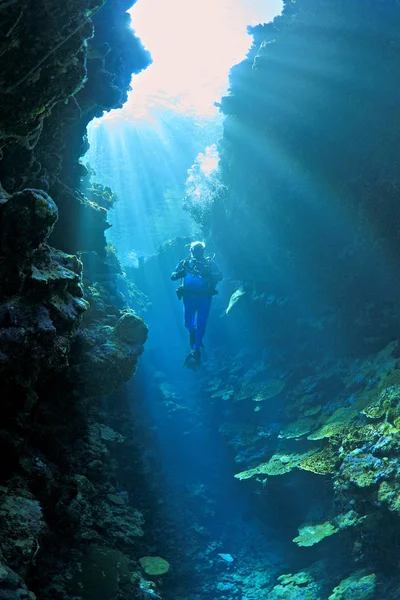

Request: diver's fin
left=184, top=349, right=201, bottom=370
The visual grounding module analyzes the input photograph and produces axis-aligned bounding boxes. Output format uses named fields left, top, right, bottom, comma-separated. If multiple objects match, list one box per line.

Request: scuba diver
left=171, top=241, right=222, bottom=370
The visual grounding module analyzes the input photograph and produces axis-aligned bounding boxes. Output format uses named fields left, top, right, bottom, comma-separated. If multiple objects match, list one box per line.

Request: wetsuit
left=171, top=257, right=222, bottom=349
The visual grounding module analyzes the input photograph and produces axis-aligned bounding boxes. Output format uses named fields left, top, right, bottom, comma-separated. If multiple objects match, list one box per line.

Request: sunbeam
left=85, top=0, right=283, bottom=259
left=125, top=0, right=283, bottom=118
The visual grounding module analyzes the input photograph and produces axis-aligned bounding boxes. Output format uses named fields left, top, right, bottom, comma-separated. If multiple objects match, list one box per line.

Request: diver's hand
left=171, top=269, right=186, bottom=280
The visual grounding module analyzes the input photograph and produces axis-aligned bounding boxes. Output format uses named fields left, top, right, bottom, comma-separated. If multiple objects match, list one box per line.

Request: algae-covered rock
left=363, top=384, right=400, bottom=424
left=70, top=545, right=132, bottom=600
left=0, top=560, right=36, bottom=600
left=113, top=310, right=148, bottom=345
left=86, top=423, right=124, bottom=465
left=31, top=253, right=81, bottom=286
left=0, top=494, right=46, bottom=567
left=328, top=571, right=376, bottom=600
left=139, top=556, right=170, bottom=576
left=0, top=189, right=58, bottom=255
left=338, top=449, right=396, bottom=488
left=97, top=423, right=125, bottom=444
left=72, top=336, right=144, bottom=396
left=93, top=500, right=144, bottom=546
left=72, top=307, right=147, bottom=396
left=362, top=399, right=387, bottom=420
left=377, top=480, right=400, bottom=513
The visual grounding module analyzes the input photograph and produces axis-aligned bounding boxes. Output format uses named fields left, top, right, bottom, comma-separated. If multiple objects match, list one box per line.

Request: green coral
left=234, top=463, right=271, bottom=480
left=268, top=571, right=321, bottom=600
left=293, top=522, right=337, bottom=547
left=235, top=379, right=285, bottom=402
left=253, top=379, right=285, bottom=401
left=278, top=572, right=313, bottom=586
left=293, top=511, right=365, bottom=547
left=328, top=571, right=376, bottom=600
left=235, top=448, right=318, bottom=480
left=299, top=446, right=339, bottom=475
left=279, top=417, right=316, bottom=439
left=139, top=556, right=170, bottom=575
left=307, top=407, right=356, bottom=440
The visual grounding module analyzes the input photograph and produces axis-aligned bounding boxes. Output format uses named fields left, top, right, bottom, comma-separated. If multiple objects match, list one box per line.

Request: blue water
left=125, top=350, right=286, bottom=600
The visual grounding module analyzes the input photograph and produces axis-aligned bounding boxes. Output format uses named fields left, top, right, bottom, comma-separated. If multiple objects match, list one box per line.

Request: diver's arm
left=171, top=260, right=186, bottom=281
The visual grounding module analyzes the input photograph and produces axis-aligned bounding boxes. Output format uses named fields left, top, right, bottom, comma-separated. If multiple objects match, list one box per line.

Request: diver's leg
left=183, top=296, right=201, bottom=369
left=193, top=296, right=212, bottom=349
left=183, top=296, right=196, bottom=344
left=189, top=330, right=196, bottom=348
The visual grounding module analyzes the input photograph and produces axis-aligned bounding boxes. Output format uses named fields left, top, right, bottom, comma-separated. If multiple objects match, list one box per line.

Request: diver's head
left=190, top=241, right=206, bottom=259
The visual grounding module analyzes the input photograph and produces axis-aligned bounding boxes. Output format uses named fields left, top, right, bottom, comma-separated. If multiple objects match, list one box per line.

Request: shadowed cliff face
left=1, top=0, right=151, bottom=255
left=210, top=0, right=400, bottom=352
left=0, top=2, right=150, bottom=599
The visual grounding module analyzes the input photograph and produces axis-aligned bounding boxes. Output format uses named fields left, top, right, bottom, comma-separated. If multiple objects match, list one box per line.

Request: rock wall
left=0, top=1, right=150, bottom=598
left=211, top=0, right=400, bottom=352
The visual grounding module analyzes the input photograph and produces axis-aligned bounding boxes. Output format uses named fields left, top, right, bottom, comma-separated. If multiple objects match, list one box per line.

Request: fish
left=225, top=287, right=246, bottom=315
left=139, top=584, right=162, bottom=599
left=218, top=553, right=234, bottom=563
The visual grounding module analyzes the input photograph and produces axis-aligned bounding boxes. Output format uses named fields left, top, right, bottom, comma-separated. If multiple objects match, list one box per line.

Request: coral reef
left=139, top=556, right=170, bottom=576
left=293, top=512, right=365, bottom=548
left=268, top=571, right=322, bottom=600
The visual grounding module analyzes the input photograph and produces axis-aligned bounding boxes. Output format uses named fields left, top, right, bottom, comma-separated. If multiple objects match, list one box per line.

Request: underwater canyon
left=2, top=1, right=400, bottom=599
